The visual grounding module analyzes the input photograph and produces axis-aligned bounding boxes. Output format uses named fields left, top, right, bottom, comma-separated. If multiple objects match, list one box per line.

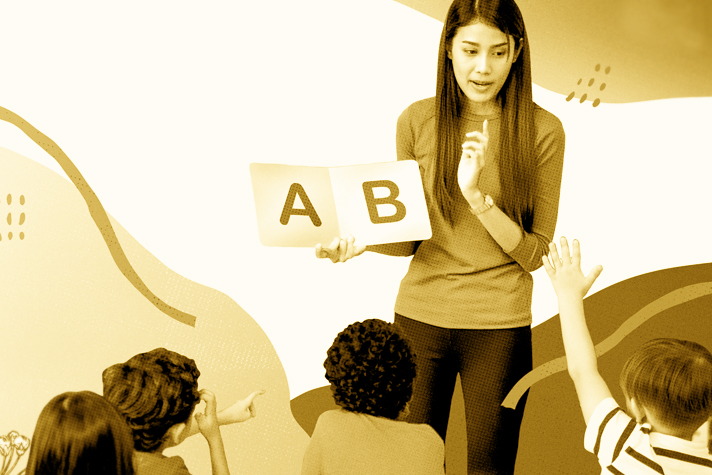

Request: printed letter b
left=362, top=180, right=407, bottom=224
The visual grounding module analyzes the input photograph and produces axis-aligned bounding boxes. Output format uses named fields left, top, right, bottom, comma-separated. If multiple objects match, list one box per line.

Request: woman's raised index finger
left=483, top=119, right=489, bottom=137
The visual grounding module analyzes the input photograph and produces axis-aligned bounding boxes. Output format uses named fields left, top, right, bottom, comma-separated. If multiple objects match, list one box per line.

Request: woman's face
left=448, top=22, right=518, bottom=114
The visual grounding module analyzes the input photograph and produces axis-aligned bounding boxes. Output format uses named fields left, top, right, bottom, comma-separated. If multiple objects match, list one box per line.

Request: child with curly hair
left=302, top=319, right=444, bottom=475
left=102, top=348, right=263, bottom=475
left=543, top=237, right=712, bottom=474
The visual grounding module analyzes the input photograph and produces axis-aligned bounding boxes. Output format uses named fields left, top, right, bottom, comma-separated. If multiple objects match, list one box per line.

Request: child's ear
left=628, top=398, right=647, bottom=423
left=166, top=422, right=188, bottom=447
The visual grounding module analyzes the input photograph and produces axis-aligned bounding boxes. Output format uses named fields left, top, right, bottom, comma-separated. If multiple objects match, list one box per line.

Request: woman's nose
left=474, top=54, right=490, bottom=74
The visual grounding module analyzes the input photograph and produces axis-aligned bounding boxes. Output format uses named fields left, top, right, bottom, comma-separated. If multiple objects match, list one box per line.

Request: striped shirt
left=584, top=398, right=712, bottom=474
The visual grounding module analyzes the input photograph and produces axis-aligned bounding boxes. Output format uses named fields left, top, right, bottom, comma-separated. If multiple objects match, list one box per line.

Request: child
left=25, top=391, right=135, bottom=475
left=543, top=237, right=712, bottom=473
left=301, top=319, right=445, bottom=475
left=103, top=348, right=263, bottom=475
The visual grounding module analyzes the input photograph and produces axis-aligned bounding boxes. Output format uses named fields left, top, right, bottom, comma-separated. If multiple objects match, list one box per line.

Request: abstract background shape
left=0, top=147, right=308, bottom=475
left=1, top=0, right=710, bottom=401
left=1, top=106, right=196, bottom=326
left=0, top=1, right=711, bottom=473
left=392, top=0, right=712, bottom=102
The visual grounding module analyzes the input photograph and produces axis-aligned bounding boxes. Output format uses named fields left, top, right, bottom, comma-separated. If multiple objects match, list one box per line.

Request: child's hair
left=620, top=338, right=712, bottom=437
left=434, top=0, right=535, bottom=228
left=324, top=319, right=416, bottom=420
left=25, top=391, right=135, bottom=475
left=102, top=347, right=201, bottom=452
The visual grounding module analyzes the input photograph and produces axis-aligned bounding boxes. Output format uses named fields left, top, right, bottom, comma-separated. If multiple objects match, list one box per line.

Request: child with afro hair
left=103, top=348, right=263, bottom=475
left=301, top=319, right=444, bottom=475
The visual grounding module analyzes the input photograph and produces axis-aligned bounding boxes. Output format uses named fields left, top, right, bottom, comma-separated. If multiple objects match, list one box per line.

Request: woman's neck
left=461, top=95, right=501, bottom=118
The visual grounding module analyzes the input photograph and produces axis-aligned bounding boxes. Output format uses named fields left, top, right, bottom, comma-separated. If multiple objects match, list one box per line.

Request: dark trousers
left=395, top=314, right=532, bottom=475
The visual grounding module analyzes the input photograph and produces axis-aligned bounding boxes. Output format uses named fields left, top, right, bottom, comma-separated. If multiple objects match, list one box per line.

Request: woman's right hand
left=315, top=235, right=366, bottom=263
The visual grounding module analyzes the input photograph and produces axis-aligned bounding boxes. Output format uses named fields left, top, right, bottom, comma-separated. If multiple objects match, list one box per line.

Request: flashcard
left=250, top=161, right=431, bottom=247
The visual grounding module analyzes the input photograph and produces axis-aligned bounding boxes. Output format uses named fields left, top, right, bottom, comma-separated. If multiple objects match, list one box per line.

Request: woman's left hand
left=458, top=119, right=489, bottom=202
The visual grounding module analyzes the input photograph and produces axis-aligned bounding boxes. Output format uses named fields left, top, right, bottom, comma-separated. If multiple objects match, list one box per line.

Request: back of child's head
left=324, top=319, right=416, bottom=420
left=102, top=347, right=201, bottom=452
left=25, top=391, right=134, bottom=475
left=620, top=338, right=712, bottom=437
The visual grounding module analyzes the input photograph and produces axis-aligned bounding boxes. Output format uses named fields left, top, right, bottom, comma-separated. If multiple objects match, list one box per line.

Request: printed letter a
left=280, top=183, right=322, bottom=227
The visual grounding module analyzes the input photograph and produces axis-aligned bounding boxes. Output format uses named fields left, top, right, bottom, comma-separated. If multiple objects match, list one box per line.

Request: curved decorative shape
left=391, top=0, right=712, bottom=103
left=0, top=106, right=196, bottom=327
left=501, top=281, right=712, bottom=409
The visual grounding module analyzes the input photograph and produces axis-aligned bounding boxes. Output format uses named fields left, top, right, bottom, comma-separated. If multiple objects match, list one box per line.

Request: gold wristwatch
left=470, top=194, right=494, bottom=215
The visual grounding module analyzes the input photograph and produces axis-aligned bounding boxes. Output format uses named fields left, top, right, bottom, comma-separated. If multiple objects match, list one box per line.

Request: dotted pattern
left=566, top=63, right=611, bottom=107
left=0, top=194, right=26, bottom=241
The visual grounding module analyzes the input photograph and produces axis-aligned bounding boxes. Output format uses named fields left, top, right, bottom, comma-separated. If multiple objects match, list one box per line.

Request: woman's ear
left=511, top=37, right=522, bottom=63
left=447, top=49, right=453, bottom=60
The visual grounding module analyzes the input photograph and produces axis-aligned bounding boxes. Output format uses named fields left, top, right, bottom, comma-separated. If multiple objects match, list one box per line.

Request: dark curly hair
left=102, top=348, right=201, bottom=452
left=324, top=319, right=416, bottom=420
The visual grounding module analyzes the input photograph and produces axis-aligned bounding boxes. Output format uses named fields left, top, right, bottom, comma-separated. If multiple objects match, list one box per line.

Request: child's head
left=25, top=391, right=134, bottom=475
left=620, top=338, right=712, bottom=438
left=324, top=319, right=416, bottom=420
left=102, top=348, right=201, bottom=453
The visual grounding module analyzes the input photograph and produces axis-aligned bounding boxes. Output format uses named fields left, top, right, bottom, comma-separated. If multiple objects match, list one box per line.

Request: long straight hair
left=25, top=391, right=135, bottom=475
left=434, top=0, right=535, bottom=230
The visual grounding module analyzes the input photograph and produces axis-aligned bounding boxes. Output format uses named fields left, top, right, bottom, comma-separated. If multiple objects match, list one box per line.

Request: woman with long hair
left=316, top=0, right=565, bottom=472
left=25, top=391, right=135, bottom=475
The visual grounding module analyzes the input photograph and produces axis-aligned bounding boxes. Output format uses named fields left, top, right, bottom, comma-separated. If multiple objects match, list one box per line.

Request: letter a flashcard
left=250, top=161, right=431, bottom=247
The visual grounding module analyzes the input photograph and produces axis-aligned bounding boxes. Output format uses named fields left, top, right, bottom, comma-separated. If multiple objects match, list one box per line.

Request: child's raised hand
left=194, top=389, right=222, bottom=442
left=221, top=390, right=266, bottom=424
left=542, top=237, right=603, bottom=300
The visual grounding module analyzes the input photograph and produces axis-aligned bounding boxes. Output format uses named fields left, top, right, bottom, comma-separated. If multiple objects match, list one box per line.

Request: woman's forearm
left=466, top=191, right=522, bottom=251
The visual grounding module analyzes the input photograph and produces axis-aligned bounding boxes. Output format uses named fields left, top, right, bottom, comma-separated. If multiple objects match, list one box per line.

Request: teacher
left=316, top=0, right=565, bottom=473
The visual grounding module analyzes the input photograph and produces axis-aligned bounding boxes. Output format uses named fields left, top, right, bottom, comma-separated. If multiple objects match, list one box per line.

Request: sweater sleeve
left=366, top=105, right=422, bottom=257
left=505, top=110, right=565, bottom=272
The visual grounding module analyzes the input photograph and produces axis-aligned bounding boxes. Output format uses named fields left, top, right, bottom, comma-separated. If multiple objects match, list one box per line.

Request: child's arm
left=195, top=389, right=230, bottom=475
left=542, top=237, right=611, bottom=423
left=188, top=390, right=266, bottom=437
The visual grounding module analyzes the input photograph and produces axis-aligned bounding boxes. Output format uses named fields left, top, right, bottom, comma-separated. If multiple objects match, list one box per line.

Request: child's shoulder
left=133, top=451, right=192, bottom=475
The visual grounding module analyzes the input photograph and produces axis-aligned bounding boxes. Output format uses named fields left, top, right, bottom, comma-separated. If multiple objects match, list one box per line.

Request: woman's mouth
left=470, top=80, right=493, bottom=90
